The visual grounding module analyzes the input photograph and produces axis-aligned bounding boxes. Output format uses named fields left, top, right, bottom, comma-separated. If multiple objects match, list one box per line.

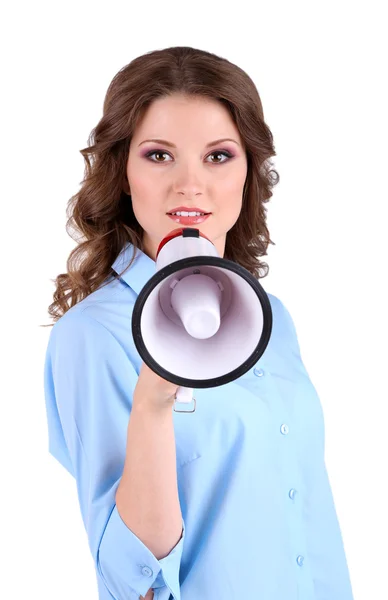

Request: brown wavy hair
left=42, top=46, right=279, bottom=328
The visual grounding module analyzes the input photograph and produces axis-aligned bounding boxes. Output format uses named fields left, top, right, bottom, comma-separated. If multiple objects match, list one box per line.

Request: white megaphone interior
left=139, top=235, right=265, bottom=380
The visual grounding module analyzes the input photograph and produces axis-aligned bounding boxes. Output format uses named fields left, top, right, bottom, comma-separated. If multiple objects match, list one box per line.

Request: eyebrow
left=138, top=138, right=240, bottom=149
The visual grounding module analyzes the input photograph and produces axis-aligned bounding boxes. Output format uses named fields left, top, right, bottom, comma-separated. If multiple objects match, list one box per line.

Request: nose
left=171, top=161, right=207, bottom=197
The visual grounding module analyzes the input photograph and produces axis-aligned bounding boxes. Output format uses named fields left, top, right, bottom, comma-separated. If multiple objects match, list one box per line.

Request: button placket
left=256, top=366, right=307, bottom=575
left=278, top=422, right=306, bottom=571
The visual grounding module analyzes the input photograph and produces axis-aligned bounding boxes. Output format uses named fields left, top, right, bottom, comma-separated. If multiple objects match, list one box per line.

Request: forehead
left=133, top=94, right=240, bottom=141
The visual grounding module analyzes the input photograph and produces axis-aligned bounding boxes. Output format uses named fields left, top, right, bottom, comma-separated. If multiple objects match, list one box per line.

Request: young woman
left=43, top=46, right=354, bottom=600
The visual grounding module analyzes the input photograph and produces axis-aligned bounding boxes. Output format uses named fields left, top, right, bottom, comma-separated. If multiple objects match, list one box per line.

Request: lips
left=168, top=213, right=211, bottom=225
left=167, top=212, right=210, bottom=215
left=167, top=207, right=210, bottom=215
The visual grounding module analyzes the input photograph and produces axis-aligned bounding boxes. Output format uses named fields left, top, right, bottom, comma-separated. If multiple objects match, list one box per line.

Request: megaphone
left=131, top=227, right=273, bottom=413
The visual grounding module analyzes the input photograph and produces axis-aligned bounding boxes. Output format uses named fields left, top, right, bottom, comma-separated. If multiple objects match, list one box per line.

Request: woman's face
left=124, top=93, right=248, bottom=261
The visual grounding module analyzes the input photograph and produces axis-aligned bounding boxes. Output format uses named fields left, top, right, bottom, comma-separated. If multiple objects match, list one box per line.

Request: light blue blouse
left=43, top=242, right=354, bottom=600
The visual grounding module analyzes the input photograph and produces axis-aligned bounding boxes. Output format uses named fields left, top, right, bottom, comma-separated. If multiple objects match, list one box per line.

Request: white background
left=1, top=1, right=387, bottom=598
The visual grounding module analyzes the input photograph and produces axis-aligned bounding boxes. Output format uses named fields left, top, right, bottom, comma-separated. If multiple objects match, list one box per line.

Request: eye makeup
left=142, top=148, right=235, bottom=163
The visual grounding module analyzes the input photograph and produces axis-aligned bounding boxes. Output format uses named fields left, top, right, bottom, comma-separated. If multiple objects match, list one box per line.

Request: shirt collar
left=111, top=242, right=156, bottom=296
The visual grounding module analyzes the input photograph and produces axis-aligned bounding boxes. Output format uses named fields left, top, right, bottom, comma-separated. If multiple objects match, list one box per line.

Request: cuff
left=97, top=503, right=185, bottom=599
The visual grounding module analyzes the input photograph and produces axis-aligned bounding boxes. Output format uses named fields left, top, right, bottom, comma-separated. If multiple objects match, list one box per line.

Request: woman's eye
left=145, top=150, right=233, bottom=163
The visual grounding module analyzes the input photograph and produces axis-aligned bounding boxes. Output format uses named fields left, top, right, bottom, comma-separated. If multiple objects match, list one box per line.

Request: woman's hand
left=133, top=361, right=179, bottom=412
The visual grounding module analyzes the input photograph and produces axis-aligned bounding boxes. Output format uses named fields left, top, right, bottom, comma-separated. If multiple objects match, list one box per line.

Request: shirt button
left=280, top=424, right=289, bottom=435
left=141, top=566, right=153, bottom=577
left=289, top=488, right=297, bottom=500
left=254, top=368, right=264, bottom=377
left=296, top=555, right=304, bottom=566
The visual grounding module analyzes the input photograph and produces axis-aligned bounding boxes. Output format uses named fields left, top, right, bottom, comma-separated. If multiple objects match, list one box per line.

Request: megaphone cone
left=132, top=228, right=272, bottom=412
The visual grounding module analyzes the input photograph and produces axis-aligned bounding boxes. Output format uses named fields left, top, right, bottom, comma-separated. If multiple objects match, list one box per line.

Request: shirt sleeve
left=279, top=299, right=354, bottom=599
left=43, top=309, right=185, bottom=600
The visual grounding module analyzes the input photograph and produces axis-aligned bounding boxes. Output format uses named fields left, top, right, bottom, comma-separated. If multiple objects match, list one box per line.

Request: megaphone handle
left=175, top=386, right=193, bottom=403
left=174, top=386, right=196, bottom=413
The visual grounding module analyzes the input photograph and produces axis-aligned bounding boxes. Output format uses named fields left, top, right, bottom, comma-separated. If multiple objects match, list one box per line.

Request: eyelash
left=144, top=148, right=234, bottom=164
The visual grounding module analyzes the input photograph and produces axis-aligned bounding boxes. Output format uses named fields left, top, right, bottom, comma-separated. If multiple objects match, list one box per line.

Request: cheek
left=130, top=194, right=161, bottom=223
left=126, top=158, right=153, bottom=192
left=128, top=173, right=159, bottom=206
left=221, top=166, right=246, bottom=194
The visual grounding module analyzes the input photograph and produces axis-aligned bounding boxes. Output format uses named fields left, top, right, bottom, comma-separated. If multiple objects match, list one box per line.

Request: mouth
left=167, top=213, right=211, bottom=225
